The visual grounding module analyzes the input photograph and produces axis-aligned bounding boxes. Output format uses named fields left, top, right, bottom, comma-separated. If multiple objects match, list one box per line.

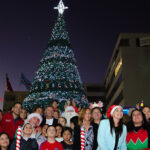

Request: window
left=115, top=59, right=122, bottom=76
left=139, top=37, right=150, bottom=47
left=119, top=39, right=130, bottom=47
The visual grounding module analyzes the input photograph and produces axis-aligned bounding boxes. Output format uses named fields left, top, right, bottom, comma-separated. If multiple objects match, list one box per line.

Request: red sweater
left=39, top=140, right=63, bottom=150
left=0, top=112, right=23, bottom=139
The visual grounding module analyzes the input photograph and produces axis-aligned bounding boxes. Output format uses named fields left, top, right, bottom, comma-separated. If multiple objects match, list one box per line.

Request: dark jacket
left=10, top=137, right=38, bottom=150
left=41, top=117, right=58, bottom=126
left=0, top=112, right=24, bottom=139
left=91, top=121, right=99, bottom=150
left=73, top=125, right=81, bottom=150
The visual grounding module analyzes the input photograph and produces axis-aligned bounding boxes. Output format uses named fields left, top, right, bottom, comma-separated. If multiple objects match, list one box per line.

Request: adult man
left=41, top=106, right=57, bottom=126
left=0, top=102, right=24, bottom=139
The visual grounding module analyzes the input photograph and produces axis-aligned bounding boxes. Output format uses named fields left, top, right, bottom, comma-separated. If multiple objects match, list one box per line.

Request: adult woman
left=126, top=109, right=150, bottom=150
left=142, top=106, right=150, bottom=124
left=91, top=107, right=103, bottom=150
left=0, top=133, right=10, bottom=150
left=97, top=105, right=127, bottom=150
left=73, top=108, right=94, bottom=150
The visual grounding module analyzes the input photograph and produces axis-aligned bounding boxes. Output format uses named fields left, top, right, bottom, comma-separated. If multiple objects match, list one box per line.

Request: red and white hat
left=27, top=113, right=43, bottom=126
left=107, top=105, right=122, bottom=118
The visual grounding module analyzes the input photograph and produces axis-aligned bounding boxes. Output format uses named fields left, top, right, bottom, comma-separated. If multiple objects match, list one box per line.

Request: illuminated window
left=115, top=59, right=122, bottom=76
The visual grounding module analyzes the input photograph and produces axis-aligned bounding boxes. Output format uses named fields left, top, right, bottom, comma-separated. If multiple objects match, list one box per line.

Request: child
left=0, top=132, right=10, bottom=150
left=10, top=123, right=38, bottom=150
left=61, top=127, right=73, bottom=150
left=54, top=110, right=59, bottom=119
left=58, top=117, right=67, bottom=127
left=39, top=125, right=63, bottom=150
left=55, top=124, right=63, bottom=142
left=37, top=124, right=48, bottom=146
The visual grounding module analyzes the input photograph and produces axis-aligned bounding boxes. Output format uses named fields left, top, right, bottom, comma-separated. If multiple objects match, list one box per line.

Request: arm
left=120, top=125, right=127, bottom=150
left=97, top=120, right=108, bottom=150
left=31, top=139, right=39, bottom=150
left=10, top=139, right=16, bottom=150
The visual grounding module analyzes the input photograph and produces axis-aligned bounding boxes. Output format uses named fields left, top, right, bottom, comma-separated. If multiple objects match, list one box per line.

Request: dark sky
left=0, top=0, right=150, bottom=94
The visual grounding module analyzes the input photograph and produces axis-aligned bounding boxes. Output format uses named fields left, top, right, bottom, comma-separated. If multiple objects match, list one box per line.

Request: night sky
left=0, top=0, right=150, bottom=98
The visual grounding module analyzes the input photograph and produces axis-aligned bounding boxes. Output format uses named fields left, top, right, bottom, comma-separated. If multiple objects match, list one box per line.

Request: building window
left=115, top=58, right=122, bottom=76
left=139, top=37, right=150, bottom=47
left=119, top=39, right=130, bottom=47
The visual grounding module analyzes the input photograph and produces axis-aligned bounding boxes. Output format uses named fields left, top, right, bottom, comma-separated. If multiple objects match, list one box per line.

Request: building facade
left=105, top=33, right=150, bottom=108
left=83, top=83, right=105, bottom=103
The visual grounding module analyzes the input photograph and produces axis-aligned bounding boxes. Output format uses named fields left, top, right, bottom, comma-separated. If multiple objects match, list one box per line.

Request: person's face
left=29, top=117, right=40, bottom=127
left=35, top=108, right=43, bottom=116
left=20, top=109, right=27, bottom=120
left=58, top=118, right=66, bottom=127
left=54, top=111, right=59, bottom=119
left=12, top=104, right=22, bottom=116
left=143, top=107, right=150, bottom=120
left=45, top=107, right=54, bottom=118
left=83, top=109, right=91, bottom=121
left=56, top=126, right=62, bottom=136
left=92, top=108, right=102, bottom=121
left=42, top=125, right=48, bottom=135
left=46, top=126, right=56, bottom=138
left=132, top=110, right=143, bottom=125
left=70, top=122, right=74, bottom=130
left=0, top=134, right=10, bottom=148
left=23, top=124, right=33, bottom=136
left=112, top=107, right=123, bottom=120
left=52, top=102, right=58, bottom=109
left=63, top=130, right=72, bottom=142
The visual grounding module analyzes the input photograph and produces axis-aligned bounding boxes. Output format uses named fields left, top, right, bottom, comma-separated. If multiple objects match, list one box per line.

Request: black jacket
left=73, top=125, right=81, bottom=150
left=91, top=121, right=99, bottom=150
left=10, top=137, right=38, bottom=150
left=41, top=117, right=58, bottom=126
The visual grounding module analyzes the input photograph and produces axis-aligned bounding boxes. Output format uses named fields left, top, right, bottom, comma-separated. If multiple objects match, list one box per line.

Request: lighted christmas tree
left=23, top=0, right=88, bottom=112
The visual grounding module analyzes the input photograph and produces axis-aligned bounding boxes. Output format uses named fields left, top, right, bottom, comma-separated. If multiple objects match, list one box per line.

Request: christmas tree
left=23, top=0, right=88, bottom=112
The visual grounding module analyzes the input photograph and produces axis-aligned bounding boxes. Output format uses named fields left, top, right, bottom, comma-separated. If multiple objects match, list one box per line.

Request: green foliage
left=23, top=13, right=88, bottom=112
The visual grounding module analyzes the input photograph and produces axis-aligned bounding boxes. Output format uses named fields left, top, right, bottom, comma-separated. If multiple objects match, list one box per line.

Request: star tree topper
left=54, top=0, right=68, bottom=14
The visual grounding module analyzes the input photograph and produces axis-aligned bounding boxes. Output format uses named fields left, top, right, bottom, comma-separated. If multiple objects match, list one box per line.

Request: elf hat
left=107, top=105, right=122, bottom=118
left=27, top=113, right=43, bottom=126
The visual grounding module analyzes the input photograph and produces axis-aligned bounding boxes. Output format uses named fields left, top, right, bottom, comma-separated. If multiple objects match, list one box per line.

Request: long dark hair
left=109, top=116, right=123, bottom=137
left=0, top=132, right=10, bottom=150
left=127, top=109, right=150, bottom=148
left=127, top=109, right=148, bottom=132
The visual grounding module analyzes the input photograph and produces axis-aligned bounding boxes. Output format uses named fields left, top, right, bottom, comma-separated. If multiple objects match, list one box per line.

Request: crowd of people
left=0, top=100, right=150, bottom=150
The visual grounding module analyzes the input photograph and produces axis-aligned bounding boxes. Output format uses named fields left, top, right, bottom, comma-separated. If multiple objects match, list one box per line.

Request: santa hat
left=27, top=113, right=42, bottom=126
left=107, top=105, right=122, bottom=118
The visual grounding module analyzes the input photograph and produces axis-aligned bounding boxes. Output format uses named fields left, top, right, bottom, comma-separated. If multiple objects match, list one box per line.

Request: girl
left=91, top=107, right=103, bottom=150
left=73, top=108, right=94, bottom=150
left=97, top=105, right=127, bottom=150
left=127, top=109, right=150, bottom=150
left=58, top=117, right=67, bottom=127
left=142, top=106, right=150, bottom=124
left=37, top=124, right=48, bottom=146
left=55, top=124, right=63, bottom=142
left=39, top=125, right=63, bottom=150
left=61, top=127, right=73, bottom=149
left=10, top=123, right=38, bottom=150
left=0, top=133, right=10, bottom=150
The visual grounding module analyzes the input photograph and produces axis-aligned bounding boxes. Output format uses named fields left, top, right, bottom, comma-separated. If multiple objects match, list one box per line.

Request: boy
left=39, top=125, right=63, bottom=150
